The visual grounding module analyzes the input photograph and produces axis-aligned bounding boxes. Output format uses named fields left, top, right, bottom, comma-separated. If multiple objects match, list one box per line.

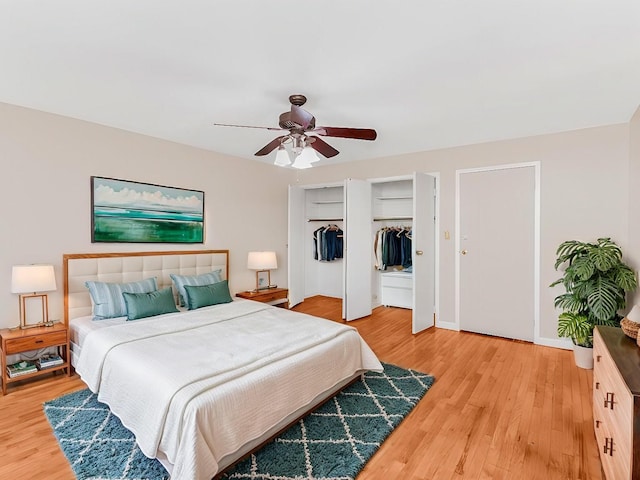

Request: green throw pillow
left=170, top=270, right=223, bottom=306
left=184, top=280, right=233, bottom=310
left=85, top=277, right=158, bottom=320
left=122, top=287, right=179, bottom=320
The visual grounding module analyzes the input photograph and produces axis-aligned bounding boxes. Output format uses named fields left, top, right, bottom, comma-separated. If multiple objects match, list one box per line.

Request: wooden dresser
left=593, top=325, right=640, bottom=479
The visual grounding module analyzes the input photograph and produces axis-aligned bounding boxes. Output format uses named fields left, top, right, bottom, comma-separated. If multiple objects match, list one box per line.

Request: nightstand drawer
left=260, top=291, right=288, bottom=303
left=5, top=331, right=67, bottom=354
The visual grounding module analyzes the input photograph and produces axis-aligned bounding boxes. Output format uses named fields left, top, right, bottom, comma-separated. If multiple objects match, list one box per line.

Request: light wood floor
left=0, top=296, right=602, bottom=480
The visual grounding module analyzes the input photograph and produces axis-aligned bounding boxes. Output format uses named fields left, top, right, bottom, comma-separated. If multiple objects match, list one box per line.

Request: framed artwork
left=91, top=176, right=204, bottom=243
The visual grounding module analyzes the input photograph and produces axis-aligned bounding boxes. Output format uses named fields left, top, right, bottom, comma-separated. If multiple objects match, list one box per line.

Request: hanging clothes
left=313, top=224, right=343, bottom=261
left=374, top=226, right=412, bottom=270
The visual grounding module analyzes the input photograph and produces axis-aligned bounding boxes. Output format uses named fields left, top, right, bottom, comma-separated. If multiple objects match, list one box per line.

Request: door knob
left=416, top=250, right=424, bottom=256
left=461, top=250, right=468, bottom=255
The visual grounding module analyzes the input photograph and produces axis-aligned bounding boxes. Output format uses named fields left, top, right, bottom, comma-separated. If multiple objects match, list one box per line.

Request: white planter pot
left=573, top=344, right=594, bottom=369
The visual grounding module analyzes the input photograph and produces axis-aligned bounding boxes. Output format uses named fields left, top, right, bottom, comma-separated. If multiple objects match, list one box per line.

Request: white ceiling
left=1, top=1, right=639, bottom=167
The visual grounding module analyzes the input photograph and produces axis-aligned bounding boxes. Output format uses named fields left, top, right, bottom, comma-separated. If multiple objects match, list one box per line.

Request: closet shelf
left=307, top=218, right=344, bottom=222
left=311, top=200, right=343, bottom=204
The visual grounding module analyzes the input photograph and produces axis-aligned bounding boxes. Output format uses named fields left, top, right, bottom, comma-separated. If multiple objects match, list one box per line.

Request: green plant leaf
left=615, top=265, right=639, bottom=292
left=553, top=293, right=587, bottom=313
left=557, top=311, right=593, bottom=347
left=588, top=240, right=622, bottom=272
left=571, top=255, right=596, bottom=281
left=586, top=276, right=624, bottom=322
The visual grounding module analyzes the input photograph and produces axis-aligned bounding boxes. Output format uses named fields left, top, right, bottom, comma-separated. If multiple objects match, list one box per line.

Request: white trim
left=432, top=172, right=441, bottom=329
left=290, top=180, right=345, bottom=190
left=436, top=320, right=458, bottom=331
left=368, top=174, right=413, bottom=184
left=537, top=336, right=573, bottom=350
left=455, top=162, right=541, bottom=344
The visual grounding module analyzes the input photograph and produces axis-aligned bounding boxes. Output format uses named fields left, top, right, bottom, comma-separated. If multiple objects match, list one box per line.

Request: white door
left=344, top=179, right=372, bottom=321
left=287, top=185, right=306, bottom=308
left=457, top=164, right=537, bottom=341
left=412, top=172, right=436, bottom=333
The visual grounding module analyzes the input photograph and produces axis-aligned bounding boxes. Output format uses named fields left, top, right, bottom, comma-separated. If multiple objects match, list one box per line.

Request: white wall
left=0, top=102, right=295, bottom=329
left=2, top=100, right=636, bottom=345
left=293, top=124, right=631, bottom=343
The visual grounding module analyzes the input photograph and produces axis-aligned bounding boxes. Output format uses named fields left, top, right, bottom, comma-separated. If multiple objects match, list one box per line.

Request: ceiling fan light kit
left=214, top=94, right=377, bottom=168
left=292, top=147, right=318, bottom=169
left=274, top=145, right=291, bottom=166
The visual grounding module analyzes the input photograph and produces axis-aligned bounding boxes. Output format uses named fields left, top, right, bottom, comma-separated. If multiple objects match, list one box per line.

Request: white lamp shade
left=247, top=251, right=278, bottom=270
left=626, top=304, right=640, bottom=323
left=292, top=152, right=313, bottom=169
left=274, top=146, right=291, bottom=166
left=11, top=264, right=57, bottom=293
left=298, top=146, right=320, bottom=163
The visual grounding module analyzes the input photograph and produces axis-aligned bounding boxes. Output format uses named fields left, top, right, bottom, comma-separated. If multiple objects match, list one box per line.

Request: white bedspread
left=76, top=300, right=382, bottom=480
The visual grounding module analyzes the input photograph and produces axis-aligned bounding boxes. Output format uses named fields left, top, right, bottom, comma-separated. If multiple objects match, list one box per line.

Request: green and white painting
left=91, top=176, right=204, bottom=243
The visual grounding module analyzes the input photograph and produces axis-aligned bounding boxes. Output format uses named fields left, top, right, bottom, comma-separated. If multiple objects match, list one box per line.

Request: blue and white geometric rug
left=44, top=363, right=434, bottom=480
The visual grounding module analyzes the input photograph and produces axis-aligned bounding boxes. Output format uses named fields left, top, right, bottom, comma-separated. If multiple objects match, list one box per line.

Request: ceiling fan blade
left=308, top=136, right=339, bottom=158
left=290, top=105, right=315, bottom=130
left=214, top=123, right=285, bottom=132
left=255, top=136, right=287, bottom=156
left=315, top=126, right=377, bottom=141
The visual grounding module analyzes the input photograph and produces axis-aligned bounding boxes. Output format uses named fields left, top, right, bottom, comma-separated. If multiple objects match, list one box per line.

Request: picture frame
left=91, top=176, right=204, bottom=243
left=256, top=270, right=271, bottom=290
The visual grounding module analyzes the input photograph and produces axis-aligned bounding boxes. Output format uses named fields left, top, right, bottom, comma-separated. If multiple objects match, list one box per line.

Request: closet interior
left=302, top=185, right=344, bottom=300
left=371, top=179, right=414, bottom=309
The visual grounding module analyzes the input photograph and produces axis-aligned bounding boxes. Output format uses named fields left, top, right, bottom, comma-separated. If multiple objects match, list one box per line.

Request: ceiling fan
left=214, top=94, right=377, bottom=169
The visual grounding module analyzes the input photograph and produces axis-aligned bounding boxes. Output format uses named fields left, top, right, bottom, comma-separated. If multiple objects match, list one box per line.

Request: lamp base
left=20, top=321, right=53, bottom=330
left=18, top=293, right=50, bottom=329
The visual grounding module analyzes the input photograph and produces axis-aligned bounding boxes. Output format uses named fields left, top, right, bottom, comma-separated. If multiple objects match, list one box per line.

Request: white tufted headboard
left=63, top=250, right=229, bottom=324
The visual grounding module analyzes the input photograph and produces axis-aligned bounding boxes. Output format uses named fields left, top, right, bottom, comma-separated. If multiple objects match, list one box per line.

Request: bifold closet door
left=412, top=172, right=436, bottom=334
left=343, top=179, right=372, bottom=321
left=288, top=185, right=305, bottom=308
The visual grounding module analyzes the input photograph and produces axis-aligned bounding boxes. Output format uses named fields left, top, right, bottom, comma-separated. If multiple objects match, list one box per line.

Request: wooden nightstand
left=236, top=287, right=289, bottom=308
left=0, top=322, right=70, bottom=395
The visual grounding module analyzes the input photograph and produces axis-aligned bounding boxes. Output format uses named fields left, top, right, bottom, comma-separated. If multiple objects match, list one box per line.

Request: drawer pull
left=596, top=355, right=602, bottom=362
left=603, top=437, right=614, bottom=456
left=604, top=392, right=615, bottom=410
left=595, top=382, right=600, bottom=390
left=35, top=340, right=44, bottom=344
left=595, top=420, right=601, bottom=428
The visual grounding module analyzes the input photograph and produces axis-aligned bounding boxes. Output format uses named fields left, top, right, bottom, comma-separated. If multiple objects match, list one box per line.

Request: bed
left=63, top=250, right=382, bottom=480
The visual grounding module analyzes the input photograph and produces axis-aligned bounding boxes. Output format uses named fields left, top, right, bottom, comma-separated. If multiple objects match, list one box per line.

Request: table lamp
left=11, top=264, right=57, bottom=329
left=247, top=251, right=277, bottom=291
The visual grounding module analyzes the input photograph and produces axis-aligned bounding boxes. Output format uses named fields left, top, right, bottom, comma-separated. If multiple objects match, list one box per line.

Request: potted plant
left=551, top=237, right=637, bottom=368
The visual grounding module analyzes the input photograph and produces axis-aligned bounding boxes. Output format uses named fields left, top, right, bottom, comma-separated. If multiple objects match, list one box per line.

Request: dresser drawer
left=380, top=273, right=412, bottom=289
left=594, top=338, right=633, bottom=433
left=4, top=330, right=67, bottom=354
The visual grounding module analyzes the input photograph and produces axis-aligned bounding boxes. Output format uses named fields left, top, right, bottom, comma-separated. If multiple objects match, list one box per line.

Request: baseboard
left=435, top=320, right=458, bottom=331
left=534, top=336, right=573, bottom=350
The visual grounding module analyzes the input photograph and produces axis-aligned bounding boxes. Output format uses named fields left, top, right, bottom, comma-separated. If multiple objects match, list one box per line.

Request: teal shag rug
left=44, top=363, right=434, bottom=480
